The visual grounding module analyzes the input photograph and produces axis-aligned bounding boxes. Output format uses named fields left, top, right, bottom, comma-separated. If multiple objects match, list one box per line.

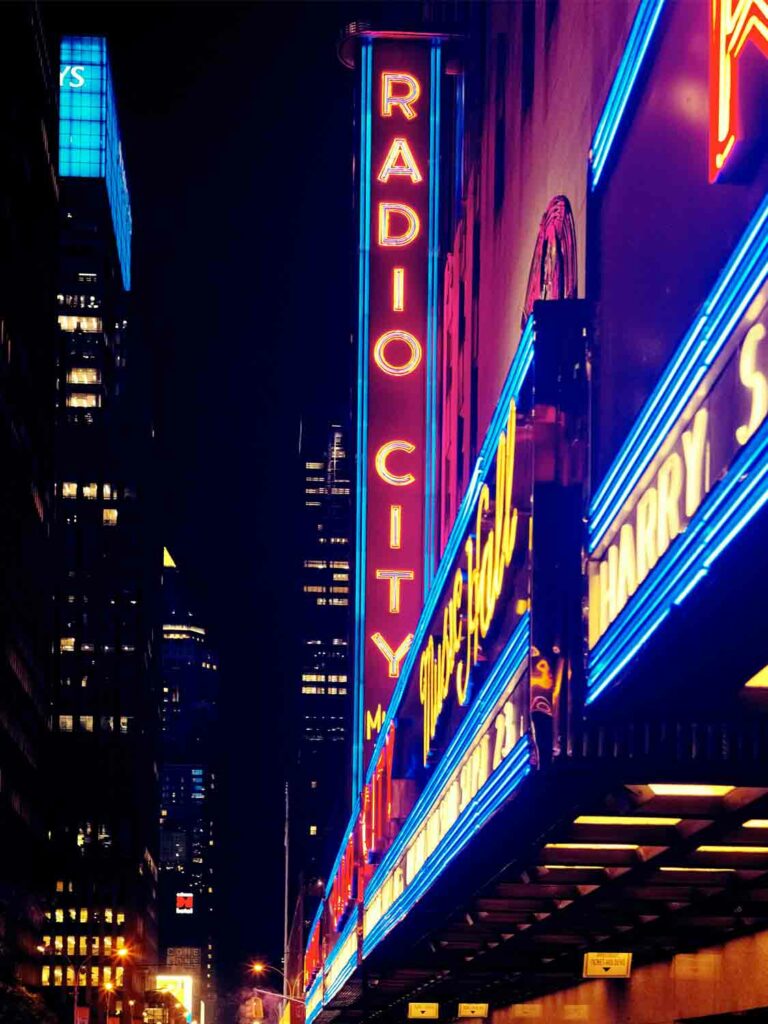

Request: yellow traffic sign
left=408, top=1005, right=439, bottom=1020
left=583, top=952, right=632, bottom=978
left=458, top=1005, right=489, bottom=1019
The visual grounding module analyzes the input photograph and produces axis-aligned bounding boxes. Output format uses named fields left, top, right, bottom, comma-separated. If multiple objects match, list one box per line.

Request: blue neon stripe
left=318, top=615, right=530, bottom=981
left=363, top=738, right=533, bottom=955
left=589, top=0, right=667, bottom=189
left=352, top=42, right=373, bottom=798
left=587, top=416, right=768, bottom=702
left=305, top=974, right=324, bottom=1024
left=364, top=613, right=530, bottom=907
left=589, top=196, right=768, bottom=553
left=363, top=318, right=534, bottom=787
left=424, top=41, right=442, bottom=593
left=320, top=908, right=359, bottom=1007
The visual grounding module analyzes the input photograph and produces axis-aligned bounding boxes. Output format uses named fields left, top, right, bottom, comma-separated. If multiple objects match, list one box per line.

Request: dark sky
left=48, top=0, right=421, bottom=995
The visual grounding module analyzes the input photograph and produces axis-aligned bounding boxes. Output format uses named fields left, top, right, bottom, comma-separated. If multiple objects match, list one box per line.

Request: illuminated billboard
left=156, top=974, right=194, bottom=1022
left=175, top=892, right=194, bottom=915
left=353, top=37, right=442, bottom=789
left=59, top=36, right=132, bottom=291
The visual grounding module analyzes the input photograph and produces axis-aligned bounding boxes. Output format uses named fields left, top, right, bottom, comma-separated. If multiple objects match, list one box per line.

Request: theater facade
left=301, top=3, right=768, bottom=1022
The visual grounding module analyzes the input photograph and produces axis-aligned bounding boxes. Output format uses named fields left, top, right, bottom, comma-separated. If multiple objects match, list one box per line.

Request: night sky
left=48, top=0, right=364, bottom=992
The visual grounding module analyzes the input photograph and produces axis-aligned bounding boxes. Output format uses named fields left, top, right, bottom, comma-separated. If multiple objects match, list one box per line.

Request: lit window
left=332, top=573, right=349, bottom=581
left=330, top=562, right=349, bottom=569
left=66, top=393, right=101, bottom=409
left=60, top=637, right=75, bottom=653
left=79, top=716, right=93, bottom=732
left=53, top=966, right=63, bottom=986
left=303, top=586, right=326, bottom=594
left=79, top=937, right=87, bottom=955
left=103, top=484, right=113, bottom=499
left=116, top=911, right=125, bottom=924
left=42, top=966, right=50, bottom=986
left=116, top=967, right=124, bottom=986
left=55, top=880, right=64, bottom=892
left=54, top=936, right=64, bottom=952
left=104, top=909, right=113, bottom=923
left=59, top=715, right=73, bottom=732
left=58, top=315, right=102, bottom=333
left=304, top=560, right=328, bottom=569
left=103, top=509, right=118, bottom=526
left=82, top=483, right=98, bottom=500
left=66, top=368, right=101, bottom=385
left=330, top=598, right=349, bottom=606
left=305, top=462, right=324, bottom=469
left=309, top=825, right=318, bottom=836
left=62, top=482, right=77, bottom=498
left=330, top=586, right=349, bottom=594
left=55, top=909, right=64, bottom=923
left=119, top=717, right=129, bottom=734
left=310, top=780, right=318, bottom=789
left=79, top=909, right=87, bottom=923
left=302, top=674, right=326, bottom=682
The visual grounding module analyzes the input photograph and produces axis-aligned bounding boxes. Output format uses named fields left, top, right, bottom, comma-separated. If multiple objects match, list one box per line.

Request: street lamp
left=103, top=981, right=115, bottom=1020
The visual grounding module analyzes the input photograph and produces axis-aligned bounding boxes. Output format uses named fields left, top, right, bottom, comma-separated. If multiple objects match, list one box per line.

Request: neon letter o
left=374, top=330, right=423, bottom=377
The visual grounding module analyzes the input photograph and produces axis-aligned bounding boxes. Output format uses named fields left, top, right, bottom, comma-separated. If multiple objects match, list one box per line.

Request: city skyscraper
left=0, top=2, right=59, bottom=990
left=43, top=35, right=159, bottom=1021
left=288, top=421, right=353, bottom=934
left=158, top=547, right=219, bottom=1020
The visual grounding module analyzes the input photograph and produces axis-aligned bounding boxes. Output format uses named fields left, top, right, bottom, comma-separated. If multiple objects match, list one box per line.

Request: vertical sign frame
left=352, top=33, right=444, bottom=794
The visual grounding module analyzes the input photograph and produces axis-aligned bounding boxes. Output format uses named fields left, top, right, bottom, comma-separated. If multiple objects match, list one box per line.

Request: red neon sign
left=710, top=0, right=768, bottom=180
left=362, top=48, right=432, bottom=770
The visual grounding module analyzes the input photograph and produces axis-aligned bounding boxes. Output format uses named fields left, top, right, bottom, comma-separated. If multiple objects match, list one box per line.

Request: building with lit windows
left=303, top=5, right=768, bottom=1024
left=0, top=2, right=59, bottom=990
left=158, top=548, right=218, bottom=1020
left=288, top=421, right=353, bottom=954
left=43, top=34, right=158, bottom=1022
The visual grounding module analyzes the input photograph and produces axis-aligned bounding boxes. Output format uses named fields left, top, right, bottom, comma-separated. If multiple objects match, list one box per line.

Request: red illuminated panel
left=175, top=892, right=194, bottom=915
left=362, top=44, right=432, bottom=770
left=710, top=0, right=768, bottom=181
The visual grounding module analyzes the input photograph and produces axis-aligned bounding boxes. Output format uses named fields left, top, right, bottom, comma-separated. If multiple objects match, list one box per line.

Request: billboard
left=59, top=36, right=132, bottom=290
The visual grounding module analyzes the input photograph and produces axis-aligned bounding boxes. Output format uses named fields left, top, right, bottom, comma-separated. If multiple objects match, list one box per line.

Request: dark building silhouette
left=43, top=35, right=158, bottom=1022
left=288, top=421, right=353, bottom=944
left=0, top=1, right=59, bottom=989
left=158, top=547, right=218, bottom=1020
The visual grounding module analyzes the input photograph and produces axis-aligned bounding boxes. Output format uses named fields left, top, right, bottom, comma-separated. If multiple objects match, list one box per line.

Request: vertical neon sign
left=354, top=36, right=442, bottom=789
left=710, top=0, right=768, bottom=181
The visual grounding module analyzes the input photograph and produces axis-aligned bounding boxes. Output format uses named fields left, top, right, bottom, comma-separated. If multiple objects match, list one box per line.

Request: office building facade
left=43, top=35, right=159, bottom=1022
left=158, top=548, right=218, bottom=1019
left=287, top=421, right=353, bottom=987
left=0, top=1, right=59, bottom=989
left=304, top=5, right=768, bottom=1024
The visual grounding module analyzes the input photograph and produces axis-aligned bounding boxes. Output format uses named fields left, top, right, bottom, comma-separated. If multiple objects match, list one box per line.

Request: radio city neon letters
left=710, top=0, right=768, bottom=180
left=360, top=49, right=432, bottom=774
